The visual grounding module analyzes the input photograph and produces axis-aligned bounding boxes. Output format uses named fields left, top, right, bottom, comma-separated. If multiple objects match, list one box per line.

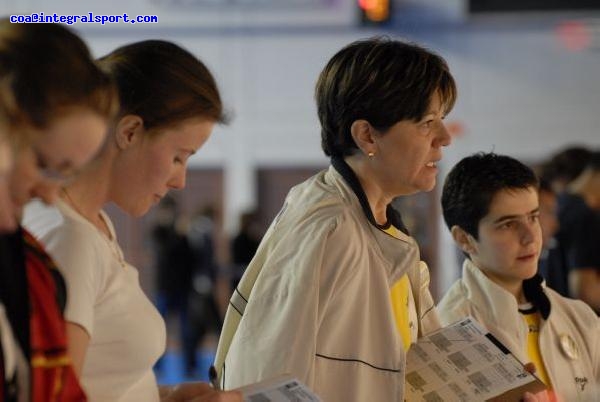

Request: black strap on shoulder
left=331, top=156, right=409, bottom=235
left=523, top=274, right=551, bottom=320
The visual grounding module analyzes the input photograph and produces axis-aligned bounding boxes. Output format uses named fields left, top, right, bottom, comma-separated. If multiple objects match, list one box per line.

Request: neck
left=513, top=285, right=527, bottom=304
left=61, top=155, right=112, bottom=234
left=344, top=155, right=391, bottom=225
left=474, top=261, right=527, bottom=303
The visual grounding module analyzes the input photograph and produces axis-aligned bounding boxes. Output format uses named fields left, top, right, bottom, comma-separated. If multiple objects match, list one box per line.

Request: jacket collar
left=462, top=259, right=522, bottom=328
left=461, top=259, right=551, bottom=326
left=328, top=157, right=419, bottom=283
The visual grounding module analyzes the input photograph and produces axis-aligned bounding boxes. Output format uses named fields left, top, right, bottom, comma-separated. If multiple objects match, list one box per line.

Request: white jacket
left=437, top=259, right=600, bottom=401
left=215, top=163, right=439, bottom=401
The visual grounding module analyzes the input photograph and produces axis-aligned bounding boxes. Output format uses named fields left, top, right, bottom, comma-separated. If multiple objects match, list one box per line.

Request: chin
left=417, top=175, right=438, bottom=192
left=132, top=204, right=152, bottom=218
left=398, top=182, right=435, bottom=197
left=118, top=202, right=151, bottom=218
left=415, top=181, right=436, bottom=194
left=520, top=263, right=539, bottom=280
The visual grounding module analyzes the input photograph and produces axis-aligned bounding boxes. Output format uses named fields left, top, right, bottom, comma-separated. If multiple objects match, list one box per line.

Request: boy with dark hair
left=438, top=152, right=599, bottom=401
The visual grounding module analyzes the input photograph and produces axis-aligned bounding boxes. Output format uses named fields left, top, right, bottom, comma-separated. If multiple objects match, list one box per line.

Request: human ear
left=451, top=225, right=476, bottom=255
left=350, top=119, right=377, bottom=157
left=114, top=115, right=144, bottom=150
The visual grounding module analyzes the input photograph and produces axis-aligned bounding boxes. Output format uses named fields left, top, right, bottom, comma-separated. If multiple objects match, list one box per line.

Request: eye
left=174, top=156, right=183, bottom=165
left=34, top=151, right=64, bottom=180
left=34, top=151, right=48, bottom=170
left=498, top=221, right=515, bottom=230
left=418, top=120, right=434, bottom=135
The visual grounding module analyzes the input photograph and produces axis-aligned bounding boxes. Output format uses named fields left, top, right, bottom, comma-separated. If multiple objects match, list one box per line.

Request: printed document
left=405, top=317, right=546, bottom=401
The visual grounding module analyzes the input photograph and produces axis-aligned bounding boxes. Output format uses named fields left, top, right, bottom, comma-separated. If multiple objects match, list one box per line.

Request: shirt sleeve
left=41, top=223, right=101, bottom=336
left=223, top=211, right=357, bottom=389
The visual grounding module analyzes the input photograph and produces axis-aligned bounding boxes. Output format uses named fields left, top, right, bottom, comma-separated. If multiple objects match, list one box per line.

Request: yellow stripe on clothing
left=384, top=225, right=413, bottom=351
left=31, top=354, right=71, bottom=368
left=520, top=309, right=552, bottom=388
left=390, top=275, right=412, bottom=351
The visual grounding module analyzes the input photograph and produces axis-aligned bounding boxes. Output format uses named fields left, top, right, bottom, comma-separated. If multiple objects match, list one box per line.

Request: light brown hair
left=0, top=20, right=117, bottom=147
left=97, top=40, right=227, bottom=134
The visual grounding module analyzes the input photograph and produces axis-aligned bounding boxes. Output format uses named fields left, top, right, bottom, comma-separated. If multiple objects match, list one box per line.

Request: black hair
left=442, top=152, right=539, bottom=238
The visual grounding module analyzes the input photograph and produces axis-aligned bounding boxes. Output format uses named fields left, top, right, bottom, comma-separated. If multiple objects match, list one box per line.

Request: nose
left=521, top=220, right=540, bottom=246
left=167, top=166, right=186, bottom=190
left=434, top=121, right=452, bottom=148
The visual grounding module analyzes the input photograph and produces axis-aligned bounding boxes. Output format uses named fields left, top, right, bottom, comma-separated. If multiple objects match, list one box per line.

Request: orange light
left=358, top=0, right=371, bottom=10
left=359, top=0, right=390, bottom=22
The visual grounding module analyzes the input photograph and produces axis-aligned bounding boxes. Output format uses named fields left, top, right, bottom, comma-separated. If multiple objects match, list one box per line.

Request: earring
left=368, top=152, right=375, bottom=157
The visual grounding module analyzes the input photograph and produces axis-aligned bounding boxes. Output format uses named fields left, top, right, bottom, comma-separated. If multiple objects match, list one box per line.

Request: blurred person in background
left=186, top=206, right=222, bottom=377
left=0, top=20, right=117, bottom=400
left=537, top=178, right=562, bottom=292
left=559, top=152, right=600, bottom=312
left=151, top=195, right=195, bottom=376
left=542, top=146, right=592, bottom=195
left=229, top=210, right=260, bottom=291
left=542, top=147, right=600, bottom=313
left=23, top=40, right=240, bottom=402
left=537, top=179, right=560, bottom=249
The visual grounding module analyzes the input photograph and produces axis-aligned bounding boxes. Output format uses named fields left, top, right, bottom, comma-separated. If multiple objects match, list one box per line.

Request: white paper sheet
left=405, top=316, right=546, bottom=401
left=236, top=374, right=321, bottom=402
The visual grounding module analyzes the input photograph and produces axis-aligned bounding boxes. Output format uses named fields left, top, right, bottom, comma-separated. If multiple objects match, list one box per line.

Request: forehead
left=425, top=91, right=442, bottom=113
left=484, top=187, right=539, bottom=219
left=149, top=118, right=213, bottom=147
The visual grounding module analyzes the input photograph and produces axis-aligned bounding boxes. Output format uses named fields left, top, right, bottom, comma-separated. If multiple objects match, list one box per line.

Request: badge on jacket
left=559, top=333, right=579, bottom=360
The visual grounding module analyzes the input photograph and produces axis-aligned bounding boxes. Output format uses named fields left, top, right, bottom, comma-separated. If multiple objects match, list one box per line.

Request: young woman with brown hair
left=24, top=40, right=240, bottom=402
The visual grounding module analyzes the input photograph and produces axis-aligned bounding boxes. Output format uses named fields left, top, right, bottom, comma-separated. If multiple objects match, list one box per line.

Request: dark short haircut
left=442, top=152, right=539, bottom=239
left=315, top=36, right=456, bottom=157
left=0, top=20, right=117, bottom=141
left=98, top=40, right=227, bottom=133
left=541, top=146, right=592, bottom=185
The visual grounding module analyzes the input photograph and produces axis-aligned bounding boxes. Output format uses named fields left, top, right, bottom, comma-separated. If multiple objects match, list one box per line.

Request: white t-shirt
left=23, top=199, right=166, bottom=402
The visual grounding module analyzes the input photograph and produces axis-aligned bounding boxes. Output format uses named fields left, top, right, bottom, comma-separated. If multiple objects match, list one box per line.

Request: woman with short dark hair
left=215, top=36, right=456, bottom=401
